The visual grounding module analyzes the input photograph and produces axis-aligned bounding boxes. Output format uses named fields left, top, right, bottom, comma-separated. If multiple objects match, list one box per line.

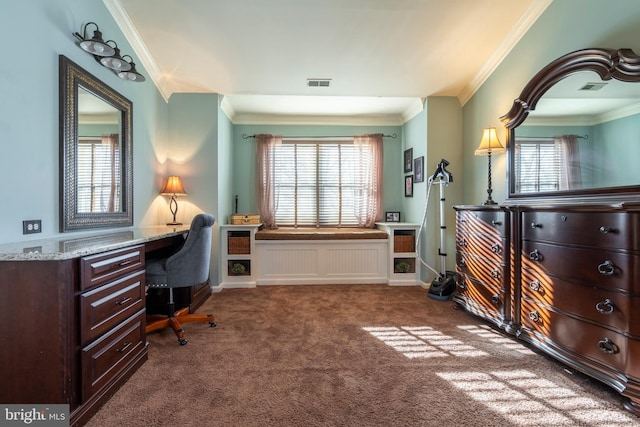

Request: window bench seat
left=255, top=227, right=388, bottom=241
left=253, top=228, right=389, bottom=285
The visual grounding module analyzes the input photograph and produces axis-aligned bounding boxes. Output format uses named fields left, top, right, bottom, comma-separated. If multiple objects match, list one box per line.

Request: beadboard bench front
left=254, top=228, right=389, bottom=285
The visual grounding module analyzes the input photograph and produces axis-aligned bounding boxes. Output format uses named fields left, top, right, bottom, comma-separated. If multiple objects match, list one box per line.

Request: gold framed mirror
left=59, top=55, right=133, bottom=231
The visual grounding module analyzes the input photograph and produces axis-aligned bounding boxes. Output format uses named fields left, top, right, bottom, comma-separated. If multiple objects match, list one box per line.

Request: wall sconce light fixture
left=161, top=176, right=187, bottom=225
left=73, top=22, right=145, bottom=82
left=475, top=127, right=505, bottom=205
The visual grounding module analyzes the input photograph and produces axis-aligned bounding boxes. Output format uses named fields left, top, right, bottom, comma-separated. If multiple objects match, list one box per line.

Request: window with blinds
left=77, top=137, right=121, bottom=213
left=272, top=141, right=371, bottom=227
left=514, top=138, right=565, bottom=193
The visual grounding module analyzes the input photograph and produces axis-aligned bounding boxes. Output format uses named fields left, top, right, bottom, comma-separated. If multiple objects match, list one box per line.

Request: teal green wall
left=230, top=124, right=403, bottom=223
left=0, top=0, right=170, bottom=243
left=462, top=0, right=640, bottom=204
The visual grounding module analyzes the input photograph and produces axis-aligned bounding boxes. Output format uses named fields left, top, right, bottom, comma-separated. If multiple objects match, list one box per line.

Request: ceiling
left=105, top=0, right=552, bottom=125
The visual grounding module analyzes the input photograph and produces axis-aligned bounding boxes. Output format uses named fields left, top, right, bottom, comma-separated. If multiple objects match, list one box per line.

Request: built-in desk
left=0, top=226, right=195, bottom=426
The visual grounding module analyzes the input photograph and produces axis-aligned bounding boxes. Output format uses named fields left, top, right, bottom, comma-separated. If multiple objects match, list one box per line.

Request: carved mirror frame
left=500, top=48, right=640, bottom=201
left=59, top=55, right=133, bottom=231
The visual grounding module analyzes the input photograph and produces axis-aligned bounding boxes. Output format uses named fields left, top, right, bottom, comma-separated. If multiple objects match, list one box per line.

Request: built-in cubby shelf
left=220, top=224, right=261, bottom=288
left=376, top=222, right=420, bottom=286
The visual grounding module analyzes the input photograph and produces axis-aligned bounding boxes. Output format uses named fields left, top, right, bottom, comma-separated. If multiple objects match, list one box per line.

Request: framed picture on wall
left=414, top=156, right=424, bottom=183
left=404, top=148, right=413, bottom=173
left=404, top=175, right=413, bottom=197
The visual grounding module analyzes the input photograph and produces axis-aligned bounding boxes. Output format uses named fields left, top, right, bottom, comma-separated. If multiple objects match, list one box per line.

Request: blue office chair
left=145, top=213, right=217, bottom=345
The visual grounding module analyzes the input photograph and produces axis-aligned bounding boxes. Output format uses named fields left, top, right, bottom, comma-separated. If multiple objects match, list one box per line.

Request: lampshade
left=99, top=44, right=132, bottom=71
left=118, top=56, right=146, bottom=82
left=475, top=127, right=505, bottom=156
left=77, top=23, right=115, bottom=57
left=161, top=176, right=187, bottom=196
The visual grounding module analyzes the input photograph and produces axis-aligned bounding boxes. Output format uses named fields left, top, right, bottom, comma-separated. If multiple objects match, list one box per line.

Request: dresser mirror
left=59, top=55, right=133, bottom=231
left=501, top=48, right=640, bottom=201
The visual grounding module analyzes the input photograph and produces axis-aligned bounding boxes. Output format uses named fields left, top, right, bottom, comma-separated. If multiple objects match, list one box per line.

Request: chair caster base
left=209, top=321, right=217, bottom=327
left=178, top=338, right=188, bottom=345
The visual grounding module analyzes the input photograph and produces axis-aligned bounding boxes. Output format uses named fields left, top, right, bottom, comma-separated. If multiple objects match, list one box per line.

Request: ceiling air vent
left=307, top=78, right=332, bottom=87
left=579, top=82, right=607, bottom=91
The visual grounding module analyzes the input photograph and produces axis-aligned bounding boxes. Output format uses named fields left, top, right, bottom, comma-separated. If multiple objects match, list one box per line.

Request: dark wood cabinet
left=455, top=204, right=640, bottom=416
left=0, top=227, right=191, bottom=426
left=453, top=206, right=510, bottom=330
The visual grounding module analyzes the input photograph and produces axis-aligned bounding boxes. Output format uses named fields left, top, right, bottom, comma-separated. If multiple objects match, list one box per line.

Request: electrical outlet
left=23, top=219, right=42, bottom=234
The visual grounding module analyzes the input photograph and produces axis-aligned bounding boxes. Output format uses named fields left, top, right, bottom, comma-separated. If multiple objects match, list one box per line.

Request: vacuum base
left=427, top=271, right=456, bottom=301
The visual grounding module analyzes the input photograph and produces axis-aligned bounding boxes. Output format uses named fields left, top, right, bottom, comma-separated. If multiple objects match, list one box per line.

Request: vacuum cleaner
left=416, top=159, right=457, bottom=301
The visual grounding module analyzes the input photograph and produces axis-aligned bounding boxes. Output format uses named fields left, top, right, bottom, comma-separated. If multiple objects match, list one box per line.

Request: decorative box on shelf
left=230, top=213, right=261, bottom=225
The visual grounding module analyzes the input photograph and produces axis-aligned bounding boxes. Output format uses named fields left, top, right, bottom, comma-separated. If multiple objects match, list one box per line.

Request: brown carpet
left=85, top=285, right=639, bottom=427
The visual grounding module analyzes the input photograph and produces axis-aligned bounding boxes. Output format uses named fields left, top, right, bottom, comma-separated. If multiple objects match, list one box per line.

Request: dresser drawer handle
left=490, top=243, right=501, bottom=254
left=491, top=220, right=502, bottom=226
left=595, top=299, right=615, bottom=315
left=529, top=280, right=541, bottom=292
left=116, top=342, right=132, bottom=353
left=528, top=249, right=543, bottom=261
left=597, top=338, right=619, bottom=355
left=529, top=310, right=540, bottom=323
left=118, top=260, right=133, bottom=267
left=458, top=280, right=467, bottom=290
left=460, top=259, right=466, bottom=267
left=459, top=237, right=467, bottom=247
left=599, top=226, right=614, bottom=234
left=115, top=297, right=132, bottom=306
left=490, top=269, right=500, bottom=279
left=597, top=260, right=616, bottom=276
left=491, top=294, right=500, bottom=305
left=530, top=222, right=542, bottom=229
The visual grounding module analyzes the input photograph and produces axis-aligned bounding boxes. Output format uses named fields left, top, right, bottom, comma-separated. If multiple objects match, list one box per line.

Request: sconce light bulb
left=93, top=43, right=104, bottom=54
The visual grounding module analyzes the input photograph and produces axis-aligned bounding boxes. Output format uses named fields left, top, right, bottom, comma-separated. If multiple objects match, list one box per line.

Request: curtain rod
left=517, top=134, right=589, bottom=140
left=241, top=133, right=397, bottom=140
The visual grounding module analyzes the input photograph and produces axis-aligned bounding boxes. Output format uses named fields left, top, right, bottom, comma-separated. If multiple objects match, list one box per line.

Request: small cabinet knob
left=595, top=299, right=615, bottom=315
left=459, top=237, right=467, bottom=247
left=597, top=338, right=619, bottom=355
left=491, top=294, right=500, bottom=305
left=599, top=226, right=614, bottom=234
left=491, top=220, right=502, bottom=226
left=490, top=243, right=501, bottom=254
left=490, top=269, right=500, bottom=279
left=530, top=222, right=542, bottom=229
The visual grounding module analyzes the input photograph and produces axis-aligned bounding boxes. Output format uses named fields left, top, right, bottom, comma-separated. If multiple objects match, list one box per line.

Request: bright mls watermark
left=1, top=405, right=69, bottom=426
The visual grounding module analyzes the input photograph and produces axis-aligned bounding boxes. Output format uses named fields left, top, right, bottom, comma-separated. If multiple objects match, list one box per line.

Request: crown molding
left=103, top=0, right=171, bottom=102
left=228, top=112, right=406, bottom=126
left=458, top=0, right=553, bottom=106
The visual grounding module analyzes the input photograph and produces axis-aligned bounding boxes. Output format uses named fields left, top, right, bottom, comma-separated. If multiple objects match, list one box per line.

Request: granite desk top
left=0, top=225, right=190, bottom=261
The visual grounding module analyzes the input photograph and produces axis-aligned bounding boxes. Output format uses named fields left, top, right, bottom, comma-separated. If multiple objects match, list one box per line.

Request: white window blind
left=272, top=141, right=371, bottom=227
left=514, top=138, right=564, bottom=193
left=77, top=137, right=121, bottom=213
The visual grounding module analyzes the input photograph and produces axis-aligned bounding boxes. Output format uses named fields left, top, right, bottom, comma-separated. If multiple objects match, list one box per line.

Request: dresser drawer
left=521, top=271, right=640, bottom=336
left=521, top=299, right=639, bottom=377
left=522, top=211, right=639, bottom=250
left=456, top=251, right=504, bottom=289
left=80, top=270, right=146, bottom=345
left=457, top=233, right=506, bottom=263
left=457, top=210, right=507, bottom=237
left=456, top=274, right=504, bottom=318
left=81, top=245, right=145, bottom=291
left=81, top=309, right=146, bottom=401
left=521, top=241, right=640, bottom=294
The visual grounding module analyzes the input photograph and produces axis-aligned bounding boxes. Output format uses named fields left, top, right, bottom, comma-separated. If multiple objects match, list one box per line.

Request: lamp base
left=167, top=221, right=183, bottom=226
left=482, top=200, right=497, bottom=206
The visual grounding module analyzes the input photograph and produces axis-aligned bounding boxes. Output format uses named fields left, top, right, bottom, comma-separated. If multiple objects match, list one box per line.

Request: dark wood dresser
left=453, top=206, right=510, bottom=330
left=454, top=203, right=640, bottom=416
left=0, top=227, right=197, bottom=426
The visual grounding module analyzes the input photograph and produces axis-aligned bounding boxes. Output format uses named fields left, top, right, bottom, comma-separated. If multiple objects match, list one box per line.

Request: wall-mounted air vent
left=307, top=78, right=332, bottom=87
left=579, top=82, right=607, bottom=91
